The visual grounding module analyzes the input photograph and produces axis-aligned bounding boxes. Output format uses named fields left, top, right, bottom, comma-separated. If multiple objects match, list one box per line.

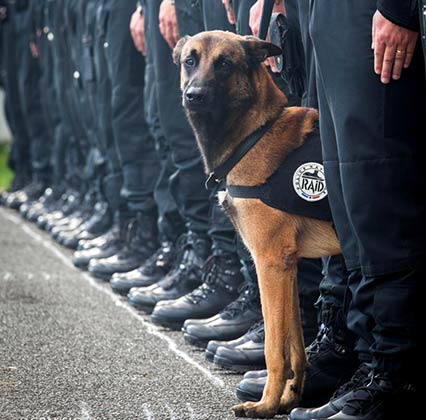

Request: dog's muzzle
left=184, top=86, right=211, bottom=111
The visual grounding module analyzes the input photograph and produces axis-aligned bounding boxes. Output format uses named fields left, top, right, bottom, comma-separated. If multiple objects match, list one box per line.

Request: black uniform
left=310, top=0, right=424, bottom=383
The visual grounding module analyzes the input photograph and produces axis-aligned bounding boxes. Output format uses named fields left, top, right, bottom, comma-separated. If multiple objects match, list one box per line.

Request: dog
left=173, top=31, right=341, bottom=419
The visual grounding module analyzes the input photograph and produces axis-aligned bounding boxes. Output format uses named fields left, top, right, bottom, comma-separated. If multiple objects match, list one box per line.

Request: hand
left=249, top=0, right=285, bottom=72
left=221, top=0, right=235, bottom=25
left=130, top=6, right=146, bottom=55
left=372, top=10, right=418, bottom=84
left=159, top=0, right=180, bottom=50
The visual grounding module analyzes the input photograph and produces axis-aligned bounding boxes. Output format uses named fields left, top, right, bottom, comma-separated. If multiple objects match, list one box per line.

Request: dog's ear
left=173, top=35, right=191, bottom=66
left=241, top=36, right=282, bottom=66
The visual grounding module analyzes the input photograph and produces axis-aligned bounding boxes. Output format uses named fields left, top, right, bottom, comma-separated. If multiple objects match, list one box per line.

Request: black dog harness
left=206, top=117, right=333, bottom=222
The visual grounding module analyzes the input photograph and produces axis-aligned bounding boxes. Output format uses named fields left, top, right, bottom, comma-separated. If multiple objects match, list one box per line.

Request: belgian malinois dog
left=174, top=31, right=341, bottom=419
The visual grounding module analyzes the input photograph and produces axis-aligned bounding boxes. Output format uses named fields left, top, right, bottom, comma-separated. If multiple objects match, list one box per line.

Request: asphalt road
left=0, top=207, right=286, bottom=420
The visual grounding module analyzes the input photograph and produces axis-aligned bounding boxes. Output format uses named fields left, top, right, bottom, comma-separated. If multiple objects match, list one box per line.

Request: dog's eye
left=216, top=57, right=232, bottom=70
left=184, top=56, right=196, bottom=67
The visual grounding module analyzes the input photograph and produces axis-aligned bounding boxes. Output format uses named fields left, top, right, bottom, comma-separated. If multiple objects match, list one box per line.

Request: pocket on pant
left=373, top=281, right=416, bottom=330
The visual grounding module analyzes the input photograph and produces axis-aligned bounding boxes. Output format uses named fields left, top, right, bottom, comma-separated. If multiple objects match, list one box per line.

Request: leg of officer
left=127, top=0, right=211, bottom=315
left=302, top=2, right=425, bottom=419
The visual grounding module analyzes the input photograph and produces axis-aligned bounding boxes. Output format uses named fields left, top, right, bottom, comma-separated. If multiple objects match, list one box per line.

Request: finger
left=135, top=33, right=144, bottom=53
left=159, top=21, right=166, bottom=40
left=172, top=24, right=180, bottom=46
left=374, top=41, right=385, bottom=75
left=166, top=22, right=175, bottom=49
left=404, top=39, right=417, bottom=68
left=392, top=48, right=406, bottom=80
left=380, top=44, right=396, bottom=84
left=226, top=6, right=236, bottom=24
left=140, top=36, right=146, bottom=56
left=371, top=20, right=375, bottom=49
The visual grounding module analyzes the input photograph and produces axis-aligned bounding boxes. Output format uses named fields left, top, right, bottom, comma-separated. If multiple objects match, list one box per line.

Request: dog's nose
left=185, top=87, right=208, bottom=104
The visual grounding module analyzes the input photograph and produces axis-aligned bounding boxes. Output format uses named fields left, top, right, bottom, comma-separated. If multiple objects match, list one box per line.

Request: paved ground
left=0, top=207, right=284, bottom=420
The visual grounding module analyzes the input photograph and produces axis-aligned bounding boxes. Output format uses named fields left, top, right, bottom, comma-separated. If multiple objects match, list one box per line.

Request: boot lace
left=245, top=320, right=265, bottom=342
left=160, top=234, right=201, bottom=290
left=342, top=371, right=391, bottom=415
left=332, top=363, right=371, bottom=400
left=306, top=324, right=328, bottom=361
left=219, top=283, right=259, bottom=319
left=140, top=242, right=174, bottom=274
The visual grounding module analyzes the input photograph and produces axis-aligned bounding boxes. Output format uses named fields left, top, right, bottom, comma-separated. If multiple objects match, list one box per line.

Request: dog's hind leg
left=279, top=270, right=308, bottom=413
left=232, top=239, right=298, bottom=418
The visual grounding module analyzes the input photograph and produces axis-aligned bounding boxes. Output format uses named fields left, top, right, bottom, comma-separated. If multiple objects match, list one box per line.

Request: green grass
left=0, top=143, right=13, bottom=191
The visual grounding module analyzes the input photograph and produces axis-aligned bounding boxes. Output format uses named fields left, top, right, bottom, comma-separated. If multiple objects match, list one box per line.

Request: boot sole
left=150, top=314, right=184, bottom=331
left=88, top=271, right=112, bottom=281
left=236, top=387, right=262, bottom=403
left=127, top=299, right=155, bottom=314
left=72, top=260, right=90, bottom=270
left=213, top=355, right=265, bottom=373
left=183, top=332, right=209, bottom=349
left=205, top=350, right=215, bottom=362
left=110, top=286, right=131, bottom=297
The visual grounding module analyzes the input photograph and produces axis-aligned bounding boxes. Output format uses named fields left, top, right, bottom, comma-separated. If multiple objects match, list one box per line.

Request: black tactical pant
left=1, top=3, right=32, bottom=184
left=311, top=0, right=425, bottom=378
left=282, top=0, right=354, bottom=344
left=144, top=16, right=184, bottom=243
left=105, top=0, right=159, bottom=213
left=143, top=0, right=210, bottom=235
left=36, top=0, right=65, bottom=192
left=92, top=0, right=122, bottom=211
left=52, top=0, right=88, bottom=191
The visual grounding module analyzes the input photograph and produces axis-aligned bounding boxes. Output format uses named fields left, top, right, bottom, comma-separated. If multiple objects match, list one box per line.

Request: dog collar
left=205, top=110, right=284, bottom=190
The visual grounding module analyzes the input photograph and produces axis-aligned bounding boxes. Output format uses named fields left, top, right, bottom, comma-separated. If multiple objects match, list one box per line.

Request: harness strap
left=205, top=108, right=284, bottom=190
left=227, top=184, right=269, bottom=200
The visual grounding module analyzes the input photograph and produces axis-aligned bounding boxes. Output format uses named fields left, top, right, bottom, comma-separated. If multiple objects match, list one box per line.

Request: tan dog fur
left=174, top=31, right=341, bottom=418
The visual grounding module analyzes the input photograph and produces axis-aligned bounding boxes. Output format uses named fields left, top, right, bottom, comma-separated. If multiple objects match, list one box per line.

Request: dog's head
left=173, top=31, right=282, bottom=116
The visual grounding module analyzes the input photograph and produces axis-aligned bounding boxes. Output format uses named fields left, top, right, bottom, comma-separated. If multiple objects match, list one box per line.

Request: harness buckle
left=205, top=172, right=221, bottom=190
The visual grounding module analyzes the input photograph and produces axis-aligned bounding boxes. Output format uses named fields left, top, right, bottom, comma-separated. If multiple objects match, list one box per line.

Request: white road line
left=165, top=404, right=178, bottom=420
left=80, top=402, right=92, bottom=420
left=142, top=402, right=154, bottom=420
left=186, top=402, right=197, bottom=420
left=0, top=208, right=232, bottom=395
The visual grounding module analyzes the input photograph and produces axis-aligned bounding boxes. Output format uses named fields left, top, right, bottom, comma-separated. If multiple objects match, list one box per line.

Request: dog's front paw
left=232, top=401, right=278, bottom=418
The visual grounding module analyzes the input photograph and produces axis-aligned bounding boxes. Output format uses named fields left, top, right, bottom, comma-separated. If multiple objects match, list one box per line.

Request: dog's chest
left=227, top=130, right=333, bottom=222
left=217, top=190, right=240, bottom=223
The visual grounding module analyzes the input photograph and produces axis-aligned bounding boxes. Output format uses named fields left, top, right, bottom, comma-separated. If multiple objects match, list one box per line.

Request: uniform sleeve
left=377, top=0, right=419, bottom=31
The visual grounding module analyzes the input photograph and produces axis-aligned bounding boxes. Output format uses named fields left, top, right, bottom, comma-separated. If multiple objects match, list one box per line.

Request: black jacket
left=377, top=0, right=419, bottom=31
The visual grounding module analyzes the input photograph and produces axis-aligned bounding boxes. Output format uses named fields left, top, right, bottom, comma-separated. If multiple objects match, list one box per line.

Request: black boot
left=6, top=180, right=48, bottom=210
left=88, top=209, right=159, bottom=280
left=60, top=201, right=112, bottom=249
left=318, top=368, right=403, bottom=420
left=127, top=232, right=210, bottom=313
left=213, top=320, right=265, bottom=372
left=150, top=253, right=244, bottom=330
left=72, top=224, right=123, bottom=270
left=110, top=241, right=175, bottom=295
left=235, top=326, right=359, bottom=407
left=181, top=283, right=262, bottom=348
left=289, top=363, right=371, bottom=420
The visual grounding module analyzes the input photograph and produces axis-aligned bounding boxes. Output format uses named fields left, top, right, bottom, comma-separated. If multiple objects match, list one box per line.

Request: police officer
left=1, top=0, right=37, bottom=208
left=287, top=1, right=424, bottom=420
